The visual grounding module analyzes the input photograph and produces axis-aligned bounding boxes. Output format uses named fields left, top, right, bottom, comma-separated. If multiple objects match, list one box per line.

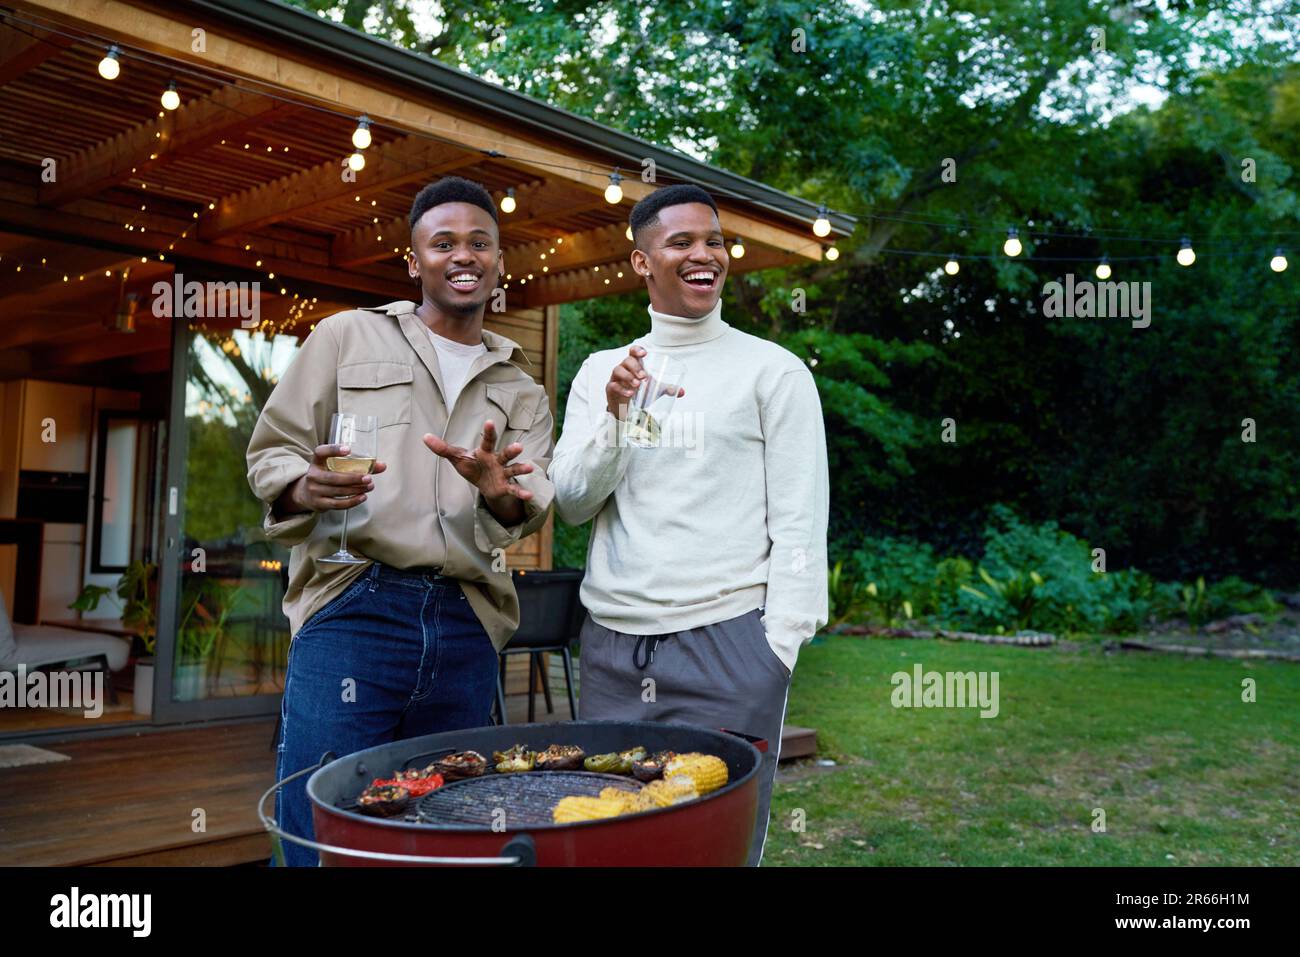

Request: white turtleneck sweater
left=550, top=300, right=829, bottom=674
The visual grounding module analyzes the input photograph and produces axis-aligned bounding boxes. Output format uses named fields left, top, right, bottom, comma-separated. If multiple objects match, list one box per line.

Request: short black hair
left=629, top=184, right=719, bottom=246
left=408, top=176, right=498, bottom=233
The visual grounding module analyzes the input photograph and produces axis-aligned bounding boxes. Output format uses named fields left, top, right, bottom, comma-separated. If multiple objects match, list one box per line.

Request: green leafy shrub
left=849, top=537, right=941, bottom=624
left=828, top=559, right=871, bottom=629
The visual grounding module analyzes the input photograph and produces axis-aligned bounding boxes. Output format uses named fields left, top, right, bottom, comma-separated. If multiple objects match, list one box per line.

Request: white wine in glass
left=623, top=353, right=686, bottom=448
left=318, top=413, right=378, bottom=565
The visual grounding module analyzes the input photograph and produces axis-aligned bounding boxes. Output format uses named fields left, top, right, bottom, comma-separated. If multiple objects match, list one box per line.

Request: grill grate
left=416, top=771, right=642, bottom=829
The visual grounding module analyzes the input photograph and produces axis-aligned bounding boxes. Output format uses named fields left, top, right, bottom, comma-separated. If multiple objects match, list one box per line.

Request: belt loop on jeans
left=367, top=563, right=379, bottom=591
left=632, top=635, right=660, bottom=670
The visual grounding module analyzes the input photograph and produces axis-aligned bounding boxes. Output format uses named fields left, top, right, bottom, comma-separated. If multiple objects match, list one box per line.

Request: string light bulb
left=944, top=257, right=959, bottom=275
left=347, top=151, right=365, bottom=171
left=730, top=238, right=745, bottom=259
left=1269, top=248, right=1287, bottom=272
left=625, top=223, right=633, bottom=242
left=1095, top=256, right=1111, bottom=280
left=351, top=115, right=372, bottom=150
left=1176, top=237, right=1195, bottom=266
left=98, top=45, right=121, bottom=80
left=604, top=171, right=624, bottom=205
left=500, top=187, right=516, bottom=213
left=1003, top=227, right=1022, bottom=257
left=812, top=205, right=831, bottom=238
left=825, top=245, right=840, bottom=262
left=161, top=81, right=180, bottom=110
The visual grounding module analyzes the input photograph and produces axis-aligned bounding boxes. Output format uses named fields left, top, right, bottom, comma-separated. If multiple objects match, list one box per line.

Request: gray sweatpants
left=577, top=606, right=791, bottom=866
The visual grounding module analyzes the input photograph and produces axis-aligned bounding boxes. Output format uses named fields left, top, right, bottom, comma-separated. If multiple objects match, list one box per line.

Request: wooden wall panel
left=484, top=305, right=556, bottom=575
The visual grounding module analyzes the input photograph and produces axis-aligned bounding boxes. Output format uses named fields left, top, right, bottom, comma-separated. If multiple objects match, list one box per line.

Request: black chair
left=493, top=568, right=585, bottom=725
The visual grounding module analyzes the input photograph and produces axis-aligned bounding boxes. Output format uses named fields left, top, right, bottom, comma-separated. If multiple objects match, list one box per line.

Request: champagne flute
left=318, top=412, right=378, bottom=565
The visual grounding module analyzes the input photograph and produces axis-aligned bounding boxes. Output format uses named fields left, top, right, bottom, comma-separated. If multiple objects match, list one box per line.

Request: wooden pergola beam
left=199, top=136, right=479, bottom=241
left=10, top=0, right=826, bottom=260
left=0, top=19, right=73, bottom=84
left=332, top=178, right=551, bottom=268
left=31, top=326, right=170, bottom=366
left=0, top=258, right=159, bottom=343
left=39, top=87, right=301, bottom=208
left=0, top=236, right=142, bottom=299
left=0, top=190, right=412, bottom=301
left=503, top=223, right=631, bottom=277
left=330, top=212, right=409, bottom=269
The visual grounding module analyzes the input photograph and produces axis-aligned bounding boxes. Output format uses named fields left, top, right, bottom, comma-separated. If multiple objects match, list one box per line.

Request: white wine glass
left=318, top=412, right=378, bottom=565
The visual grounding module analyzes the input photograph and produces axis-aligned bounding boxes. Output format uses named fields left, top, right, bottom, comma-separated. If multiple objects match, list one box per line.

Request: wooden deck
left=0, top=703, right=817, bottom=866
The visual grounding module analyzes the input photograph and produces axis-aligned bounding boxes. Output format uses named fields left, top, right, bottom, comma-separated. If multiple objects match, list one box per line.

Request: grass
left=765, top=634, right=1300, bottom=866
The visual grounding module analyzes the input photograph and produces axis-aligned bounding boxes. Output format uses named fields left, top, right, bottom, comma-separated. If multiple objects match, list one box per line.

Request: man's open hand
left=423, top=422, right=534, bottom=514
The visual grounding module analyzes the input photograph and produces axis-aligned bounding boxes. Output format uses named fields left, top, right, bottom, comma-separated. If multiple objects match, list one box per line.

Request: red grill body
left=303, top=720, right=766, bottom=866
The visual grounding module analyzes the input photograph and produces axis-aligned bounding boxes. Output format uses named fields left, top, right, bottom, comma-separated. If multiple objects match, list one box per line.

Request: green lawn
left=766, top=634, right=1300, bottom=866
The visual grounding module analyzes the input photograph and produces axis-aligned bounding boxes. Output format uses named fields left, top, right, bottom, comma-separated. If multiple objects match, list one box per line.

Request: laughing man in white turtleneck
left=550, top=184, right=829, bottom=866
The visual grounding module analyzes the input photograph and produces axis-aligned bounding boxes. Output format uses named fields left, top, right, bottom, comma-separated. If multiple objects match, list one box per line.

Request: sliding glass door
left=153, top=311, right=305, bottom=722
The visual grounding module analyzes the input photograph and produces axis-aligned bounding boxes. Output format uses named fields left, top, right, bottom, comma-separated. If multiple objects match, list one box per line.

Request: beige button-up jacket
left=245, top=300, right=555, bottom=650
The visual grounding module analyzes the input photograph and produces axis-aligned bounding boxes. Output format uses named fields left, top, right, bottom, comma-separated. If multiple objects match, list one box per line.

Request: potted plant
left=175, top=578, right=249, bottom=700
left=69, top=561, right=158, bottom=715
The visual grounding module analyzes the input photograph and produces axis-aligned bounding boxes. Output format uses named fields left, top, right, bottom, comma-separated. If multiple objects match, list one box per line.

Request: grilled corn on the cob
left=638, top=776, right=699, bottom=807
left=597, top=787, right=645, bottom=813
left=663, top=753, right=728, bottom=795
left=551, top=796, right=627, bottom=823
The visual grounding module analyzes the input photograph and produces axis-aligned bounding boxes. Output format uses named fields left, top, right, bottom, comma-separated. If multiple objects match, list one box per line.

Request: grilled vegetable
left=664, top=753, right=729, bottom=795
left=372, top=772, right=444, bottom=797
left=493, top=744, right=535, bottom=773
left=434, top=750, right=488, bottom=781
left=597, top=787, right=645, bottom=813
left=584, top=745, right=648, bottom=774
left=583, top=752, right=622, bottom=774
left=637, top=776, right=699, bottom=807
left=534, top=744, right=586, bottom=771
left=619, top=746, right=648, bottom=767
left=552, top=796, right=626, bottom=823
left=357, top=783, right=411, bottom=817
left=631, top=749, right=677, bottom=782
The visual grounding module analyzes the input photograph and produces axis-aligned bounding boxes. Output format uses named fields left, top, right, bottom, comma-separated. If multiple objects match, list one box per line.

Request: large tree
left=289, top=0, right=1300, bottom=583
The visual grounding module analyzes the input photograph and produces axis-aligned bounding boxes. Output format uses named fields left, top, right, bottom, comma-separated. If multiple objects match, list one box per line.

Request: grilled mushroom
left=357, top=783, right=411, bottom=817
left=631, top=750, right=677, bottom=782
left=534, top=744, right=586, bottom=771
left=434, top=750, right=488, bottom=781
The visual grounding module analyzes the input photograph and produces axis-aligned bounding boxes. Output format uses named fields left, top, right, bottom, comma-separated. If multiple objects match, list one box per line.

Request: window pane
left=173, top=328, right=300, bottom=702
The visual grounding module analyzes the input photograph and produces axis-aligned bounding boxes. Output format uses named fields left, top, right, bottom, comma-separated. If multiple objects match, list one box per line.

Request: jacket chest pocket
left=483, top=383, right=533, bottom=446
left=337, top=361, right=413, bottom=427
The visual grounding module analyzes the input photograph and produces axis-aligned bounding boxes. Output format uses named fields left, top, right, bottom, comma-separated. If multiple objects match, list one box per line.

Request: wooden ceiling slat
left=332, top=178, right=554, bottom=267
left=40, top=87, right=302, bottom=207
left=504, top=223, right=632, bottom=276
left=198, top=136, right=481, bottom=241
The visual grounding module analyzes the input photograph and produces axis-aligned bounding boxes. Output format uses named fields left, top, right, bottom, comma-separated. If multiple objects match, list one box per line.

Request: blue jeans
left=272, top=563, right=498, bottom=866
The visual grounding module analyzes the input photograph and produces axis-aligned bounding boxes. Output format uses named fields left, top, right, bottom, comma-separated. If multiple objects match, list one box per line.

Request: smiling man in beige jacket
left=246, top=176, right=554, bottom=865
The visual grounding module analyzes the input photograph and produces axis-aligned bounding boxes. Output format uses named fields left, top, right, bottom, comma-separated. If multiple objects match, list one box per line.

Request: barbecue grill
left=258, top=720, right=767, bottom=866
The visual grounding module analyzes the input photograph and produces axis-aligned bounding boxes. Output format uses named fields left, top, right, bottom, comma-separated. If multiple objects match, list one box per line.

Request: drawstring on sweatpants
left=633, top=635, right=661, bottom=669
